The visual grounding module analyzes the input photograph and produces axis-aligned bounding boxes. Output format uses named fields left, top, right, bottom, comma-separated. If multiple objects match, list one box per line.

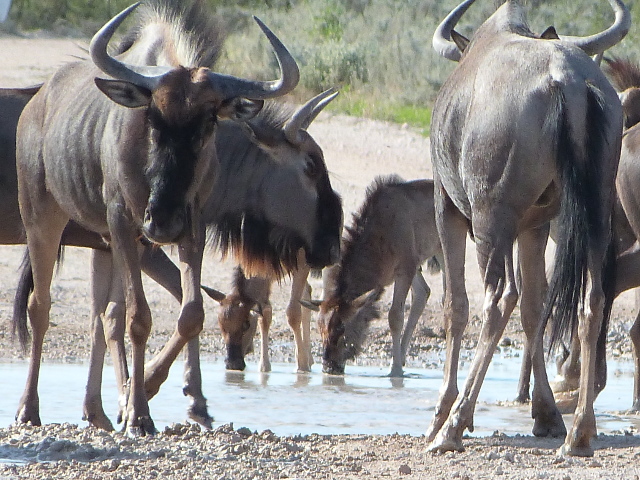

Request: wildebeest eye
left=304, top=158, right=319, bottom=178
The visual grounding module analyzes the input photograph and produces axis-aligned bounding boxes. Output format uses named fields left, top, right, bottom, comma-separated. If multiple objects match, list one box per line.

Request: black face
left=142, top=98, right=217, bottom=244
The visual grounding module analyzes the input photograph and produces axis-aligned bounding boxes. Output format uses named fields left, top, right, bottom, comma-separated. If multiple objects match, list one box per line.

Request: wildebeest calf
left=306, top=175, right=443, bottom=377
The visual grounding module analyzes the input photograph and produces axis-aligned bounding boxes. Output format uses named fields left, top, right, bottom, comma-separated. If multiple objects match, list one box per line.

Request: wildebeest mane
left=603, top=56, right=640, bottom=92
left=337, top=174, right=405, bottom=300
left=245, top=101, right=297, bottom=148
left=206, top=101, right=315, bottom=279
left=210, top=212, right=304, bottom=279
left=112, top=0, right=224, bottom=68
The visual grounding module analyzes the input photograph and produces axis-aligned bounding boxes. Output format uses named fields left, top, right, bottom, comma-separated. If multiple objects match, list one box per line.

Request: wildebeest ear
left=201, top=285, right=226, bottom=303
left=94, top=78, right=151, bottom=108
left=451, top=30, right=469, bottom=53
left=219, top=98, right=265, bottom=122
left=539, top=26, right=559, bottom=40
left=300, top=299, right=321, bottom=312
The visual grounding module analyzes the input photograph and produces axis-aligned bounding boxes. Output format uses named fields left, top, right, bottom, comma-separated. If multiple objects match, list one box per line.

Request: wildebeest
left=303, top=175, right=443, bottom=377
left=429, top=0, right=628, bottom=456
left=541, top=56, right=640, bottom=413
left=11, top=87, right=342, bottom=429
left=13, top=0, right=299, bottom=435
left=214, top=250, right=315, bottom=373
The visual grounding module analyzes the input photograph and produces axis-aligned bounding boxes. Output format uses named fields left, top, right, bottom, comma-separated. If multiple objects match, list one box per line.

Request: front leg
left=287, top=257, right=313, bottom=372
left=183, top=336, right=213, bottom=428
left=109, top=206, right=156, bottom=436
left=144, top=214, right=206, bottom=400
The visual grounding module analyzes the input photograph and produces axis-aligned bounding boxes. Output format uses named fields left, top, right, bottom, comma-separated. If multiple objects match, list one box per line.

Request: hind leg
left=287, top=259, right=312, bottom=372
left=388, top=273, right=412, bottom=377
left=401, top=269, right=430, bottom=366
left=83, top=250, right=118, bottom=431
left=425, top=186, right=469, bottom=443
left=258, top=301, right=273, bottom=373
left=15, top=194, right=69, bottom=426
left=428, top=229, right=519, bottom=453
left=518, top=227, right=566, bottom=437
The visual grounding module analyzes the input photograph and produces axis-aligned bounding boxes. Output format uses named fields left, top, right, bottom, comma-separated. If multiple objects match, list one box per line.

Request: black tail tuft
left=12, top=249, right=33, bottom=351
left=543, top=83, right=611, bottom=357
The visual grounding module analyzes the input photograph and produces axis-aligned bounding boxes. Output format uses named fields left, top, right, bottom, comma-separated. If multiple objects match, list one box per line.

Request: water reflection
left=1, top=355, right=640, bottom=437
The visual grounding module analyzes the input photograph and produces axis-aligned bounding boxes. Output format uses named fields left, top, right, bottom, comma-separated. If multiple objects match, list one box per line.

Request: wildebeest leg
left=388, top=272, right=413, bottom=377
left=287, top=258, right=313, bottom=372
left=183, top=336, right=212, bottom=427
left=428, top=216, right=519, bottom=453
left=258, top=300, right=273, bottom=372
left=518, top=227, right=565, bottom=437
left=558, top=260, right=606, bottom=456
left=400, top=269, right=430, bottom=367
left=83, top=250, right=120, bottom=431
left=108, top=206, right=156, bottom=436
left=137, top=245, right=212, bottom=426
left=143, top=218, right=206, bottom=402
left=15, top=201, right=69, bottom=426
left=425, top=188, right=469, bottom=443
left=551, top=335, right=582, bottom=414
left=630, top=310, right=640, bottom=412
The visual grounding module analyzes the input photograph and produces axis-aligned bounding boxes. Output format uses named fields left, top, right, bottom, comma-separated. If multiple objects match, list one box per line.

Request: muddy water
left=1, top=354, right=639, bottom=437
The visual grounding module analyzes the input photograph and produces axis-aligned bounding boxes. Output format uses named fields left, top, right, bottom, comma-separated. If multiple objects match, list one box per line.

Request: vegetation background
left=2, top=0, right=639, bottom=134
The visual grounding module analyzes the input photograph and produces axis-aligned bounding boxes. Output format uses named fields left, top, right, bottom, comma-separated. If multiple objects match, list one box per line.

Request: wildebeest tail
left=12, top=246, right=65, bottom=351
left=543, top=82, right=615, bottom=356
left=426, top=256, right=442, bottom=275
left=12, top=249, right=34, bottom=350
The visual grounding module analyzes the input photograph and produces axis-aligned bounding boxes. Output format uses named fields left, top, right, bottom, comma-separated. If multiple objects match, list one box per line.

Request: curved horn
left=284, top=87, right=339, bottom=144
left=208, top=16, right=300, bottom=101
left=432, top=0, right=477, bottom=62
left=560, top=0, right=630, bottom=56
left=90, top=3, right=172, bottom=91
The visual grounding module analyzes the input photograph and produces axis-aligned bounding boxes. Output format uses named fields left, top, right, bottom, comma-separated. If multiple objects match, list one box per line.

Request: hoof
left=427, top=434, right=465, bottom=453
left=557, top=441, right=594, bottom=457
left=551, top=376, right=579, bottom=394
left=187, top=404, right=213, bottom=430
left=554, top=390, right=579, bottom=414
left=124, top=415, right=157, bottom=437
left=15, top=405, right=41, bottom=427
left=532, top=407, right=566, bottom=438
left=83, top=411, right=115, bottom=431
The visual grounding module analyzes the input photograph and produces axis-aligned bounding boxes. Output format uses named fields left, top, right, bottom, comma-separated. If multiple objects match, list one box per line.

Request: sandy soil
left=1, top=37, right=640, bottom=479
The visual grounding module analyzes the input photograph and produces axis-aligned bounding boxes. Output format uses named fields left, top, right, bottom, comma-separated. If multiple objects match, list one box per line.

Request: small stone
left=398, top=464, right=412, bottom=475
left=486, top=450, right=500, bottom=460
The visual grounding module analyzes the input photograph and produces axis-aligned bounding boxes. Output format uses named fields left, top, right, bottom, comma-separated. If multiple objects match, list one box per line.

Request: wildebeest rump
left=429, top=0, right=628, bottom=456
left=13, top=0, right=299, bottom=435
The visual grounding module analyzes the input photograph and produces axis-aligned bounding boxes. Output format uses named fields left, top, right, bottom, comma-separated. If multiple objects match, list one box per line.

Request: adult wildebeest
left=429, top=0, right=628, bottom=456
left=11, top=88, right=342, bottom=430
left=214, top=251, right=316, bottom=373
left=13, top=0, right=299, bottom=436
left=303, top=176, right=443, bottom=377
left=540, top=56, right=640, bottom=413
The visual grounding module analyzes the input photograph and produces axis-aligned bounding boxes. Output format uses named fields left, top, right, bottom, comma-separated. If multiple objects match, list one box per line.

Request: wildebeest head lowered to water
left=14, top=0, right=299, bottom=436
left=429, top=0, right=628, bottom=456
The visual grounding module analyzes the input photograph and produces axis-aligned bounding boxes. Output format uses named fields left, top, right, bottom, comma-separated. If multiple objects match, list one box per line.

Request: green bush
left=5, top=0, right=640, bottom=132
